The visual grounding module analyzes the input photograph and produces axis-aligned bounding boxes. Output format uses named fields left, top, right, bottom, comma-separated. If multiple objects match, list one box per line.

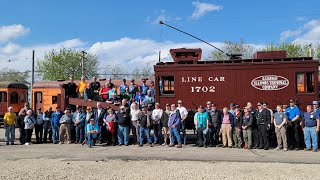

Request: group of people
left=66, top=76, right=155, bottom=107
left=2, top=95, right=320, bottom=152
left=193, top=100, right=320, bottom=152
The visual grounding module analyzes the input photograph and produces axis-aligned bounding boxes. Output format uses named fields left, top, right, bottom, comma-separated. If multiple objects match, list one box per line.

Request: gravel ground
left=0, top=159, right=319, bottom=180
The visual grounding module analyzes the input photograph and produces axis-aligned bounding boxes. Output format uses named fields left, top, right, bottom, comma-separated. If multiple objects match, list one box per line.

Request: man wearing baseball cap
left=285, top=99, right=301, bottom=150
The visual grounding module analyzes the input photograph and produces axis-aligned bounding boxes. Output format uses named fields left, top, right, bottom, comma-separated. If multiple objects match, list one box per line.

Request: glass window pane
left=297, top=73, right=305, bottom=93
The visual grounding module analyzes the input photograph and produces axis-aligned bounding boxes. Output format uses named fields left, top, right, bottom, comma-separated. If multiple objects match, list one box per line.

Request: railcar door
left=34, top=92, right=43, bottom=110
left=0, top=91, right=8, bottom=116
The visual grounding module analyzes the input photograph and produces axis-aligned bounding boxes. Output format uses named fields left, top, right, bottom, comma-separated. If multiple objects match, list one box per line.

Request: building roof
left=0, top=81, right=28, bottom=89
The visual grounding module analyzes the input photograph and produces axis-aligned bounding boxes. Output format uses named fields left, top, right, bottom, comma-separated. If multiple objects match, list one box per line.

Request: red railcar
left=154, top=48, right=319, bottom=110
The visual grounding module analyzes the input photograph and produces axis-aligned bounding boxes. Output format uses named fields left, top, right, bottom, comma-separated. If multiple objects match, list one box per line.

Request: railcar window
left=10, top=92, right=18, bottom=104
left=0, top=92, right=5, bottom=102
left=159, top=76, right=174, bottom=95
left=52, top=96, right=58, bottom=104
left=296, top=72, right=314, bottom=93
left=20, top=93, right=25, bottom=102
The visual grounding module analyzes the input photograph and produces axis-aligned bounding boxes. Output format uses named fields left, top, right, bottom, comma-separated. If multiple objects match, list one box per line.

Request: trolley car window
left=10, top=92, right=18, bottom=104
left=20, top=93, right=25, bottom=102
left=52, top=96, right=58, bottom=104
left=296, top=72, right=314, bottom=93
left=159, top=76, right=174, bottom=95
left=0, top=92, right=5, bottom=102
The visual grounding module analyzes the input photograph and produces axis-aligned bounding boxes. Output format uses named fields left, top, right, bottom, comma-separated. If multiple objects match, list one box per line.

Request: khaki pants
left=275, top=126, right=287, bottom=149
left=60, top=124, right=71, bottom=143
left=221, top=124, right=232, bottom=147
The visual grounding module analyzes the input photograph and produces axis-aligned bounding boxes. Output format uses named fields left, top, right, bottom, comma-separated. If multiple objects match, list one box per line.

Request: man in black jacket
left=208, top=103, right=222, bottom=147
left=94, top=102, right=106, bottom=144
left=255, top=102, right=271, bottom=150
left=117, top=106, right=130, bottom=146
left=247, top=102, right=259, bottom=148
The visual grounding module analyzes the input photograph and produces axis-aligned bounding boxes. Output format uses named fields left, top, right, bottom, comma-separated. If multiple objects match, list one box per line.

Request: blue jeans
left=118, top=125, right=129, bottom=145
left=52, top=126, right=60, bottom=143
left=5, top=125, right=15, bottom=143
left=87, top=133, right=96, bottom=146
left=76, top=126, right=85, bottom=142
left=139, top=127, right=152, bottom=145
left=304, top=126, right=318, bottom=150
left=170, top=127, right=181, bottom=145
left=98, top=125, right=106, bottom=142
left=180, top=121, right=187, bottom=144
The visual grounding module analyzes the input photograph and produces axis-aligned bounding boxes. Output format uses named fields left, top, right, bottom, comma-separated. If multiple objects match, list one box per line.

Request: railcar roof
left=0, top=81, right=28, bottom=89
left=155, top=56, right=314, bottom=66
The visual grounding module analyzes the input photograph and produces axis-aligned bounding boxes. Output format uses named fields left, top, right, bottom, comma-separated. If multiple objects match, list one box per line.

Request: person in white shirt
left=130, top=102, right=141, bottom=145
left=35, top=108, right=44, bottom=144
left=152, top=102, right=163, bottom=144
left=177, top=100, right=188, bottom=145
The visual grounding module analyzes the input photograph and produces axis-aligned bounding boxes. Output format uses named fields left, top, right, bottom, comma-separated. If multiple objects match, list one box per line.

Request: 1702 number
left=191, top=86, right=215, bottom=93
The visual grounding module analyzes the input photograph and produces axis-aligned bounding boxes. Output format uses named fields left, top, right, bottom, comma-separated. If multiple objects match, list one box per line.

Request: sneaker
left=25, top=143, right=30, bottom=145
left=75, top=141, right=78, bottom=144
left=176, top=144, right=182, bottom=148
left=168, top=144, right=175, bottom=147
left=275, top=147, right=281, bottom=151
left=304, top=148, right=311, bottom=151
left=283, top=148, right=288, bottom=151
left=313, top=149, right=318, bottom=152
left=6, top=143, right=9, bottom=145
left=89, top=145, right=92, bottom=148
left=295, top=148, right=299, bottom=151
left=161, top=143, right=167, bottom=146
left=59, top=142, right=64, bottom=145
left=67, top=141, right=71, bottom=144
left=11, top=142, right=15, bottom=145
left=139, top=144, right=143, bottom=147
left=148, top=143, right=153, bottom=147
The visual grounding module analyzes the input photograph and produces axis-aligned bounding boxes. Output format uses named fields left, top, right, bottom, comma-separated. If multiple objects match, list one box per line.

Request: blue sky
left=0, top=0, right=319, bottom=73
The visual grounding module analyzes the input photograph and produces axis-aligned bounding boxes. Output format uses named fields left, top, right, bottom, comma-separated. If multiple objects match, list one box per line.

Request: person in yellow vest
left=77, top=76, right=87, bottom=99
left=4, top=106, right=17, bottom=145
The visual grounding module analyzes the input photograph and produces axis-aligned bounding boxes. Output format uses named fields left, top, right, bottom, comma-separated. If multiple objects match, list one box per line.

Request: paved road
left=0, top=142, right=319, bottom=164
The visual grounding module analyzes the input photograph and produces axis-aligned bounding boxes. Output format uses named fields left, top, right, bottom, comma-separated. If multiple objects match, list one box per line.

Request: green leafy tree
left=0, top=68, right=30, bottom=83
left=261, top=43, right=313, bottom=57
left=37, top=47, right=99, bottom=80
left=210, top=39, right=255, bottom=60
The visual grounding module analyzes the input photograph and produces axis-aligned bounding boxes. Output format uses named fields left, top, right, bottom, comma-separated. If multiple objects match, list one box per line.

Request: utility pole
left=81, top=51, right=87, bottom=77
left=30, top=50, right=35, bottom=109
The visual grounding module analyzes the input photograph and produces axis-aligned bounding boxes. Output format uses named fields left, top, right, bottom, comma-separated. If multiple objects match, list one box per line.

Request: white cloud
left=0, top=24, right=30, bottom=43
left=0, top=42, right=20, bottom=54
left=191, top=1, right=223, bottom=20
left=280, top=19, right=320, bottom=44
left=147, top=9, right=182, bottom=24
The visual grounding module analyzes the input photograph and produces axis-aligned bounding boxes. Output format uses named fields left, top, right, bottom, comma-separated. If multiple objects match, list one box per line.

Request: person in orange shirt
left=77, top=76, right=87, bottom=99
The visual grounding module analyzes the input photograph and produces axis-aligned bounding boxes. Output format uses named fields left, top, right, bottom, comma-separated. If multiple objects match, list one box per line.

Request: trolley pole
left=81, top=51, right=87, bottom=77
left=30, top=50, right=35, bottom=109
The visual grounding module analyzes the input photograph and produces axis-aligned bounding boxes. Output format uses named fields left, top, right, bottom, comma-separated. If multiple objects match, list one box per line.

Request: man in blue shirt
left=119, top=79, right=128, bottom=98
left=285, top=99, right=301, bottom=150
left=134, top=90, right=145, bottom=109
left=51, top=106, right=64, bottom=144
left=194, top=106, right=209, bottom=148
left=86, top=118, right=99, bottom=148
left=303, top=105, right=320, bottom=152
left=140, top=79, right=149, bottom=97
